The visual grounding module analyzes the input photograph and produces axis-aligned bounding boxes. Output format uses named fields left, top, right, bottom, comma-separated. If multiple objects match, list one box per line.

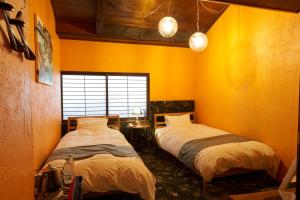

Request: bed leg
left=202, top=180, right=207, bottom=196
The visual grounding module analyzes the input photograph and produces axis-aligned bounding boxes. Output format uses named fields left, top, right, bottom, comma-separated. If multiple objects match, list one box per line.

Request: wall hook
left=0, top=2, right=14, bottom=12
left=0, top=1, right=35, bottom=60
left=0, top=2, right=19, bottom=51
left=10, top=11, right=36, bottom=60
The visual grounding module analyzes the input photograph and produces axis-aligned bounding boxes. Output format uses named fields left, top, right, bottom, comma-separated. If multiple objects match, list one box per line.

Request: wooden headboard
left=67, top=115, right=120, bottom=132
left=153, top=112, right=195, bottom=129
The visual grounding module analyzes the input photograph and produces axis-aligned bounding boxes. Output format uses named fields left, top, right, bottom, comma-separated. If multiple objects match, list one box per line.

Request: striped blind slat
left=62, top=75, right=106, bottom=120
left=108, top=76, right=147, bottom=117
left=62, top=74, right=148, bottom=119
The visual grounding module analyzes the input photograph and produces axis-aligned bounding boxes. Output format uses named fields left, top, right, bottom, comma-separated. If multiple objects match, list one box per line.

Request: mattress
left=45, top=126, right=156, bottom=200
left=155, top=124, right=280, bottom=182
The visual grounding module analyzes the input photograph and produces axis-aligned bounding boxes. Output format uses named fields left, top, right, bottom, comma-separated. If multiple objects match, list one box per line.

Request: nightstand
left=127, top=121, right=151, bottom=148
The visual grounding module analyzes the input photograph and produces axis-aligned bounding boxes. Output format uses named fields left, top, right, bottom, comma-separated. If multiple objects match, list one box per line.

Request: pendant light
left=158, top=0, right=177, bottom=38
left=189, top=0, right=208, bottom=52
left=158, top=16, right=178, bottom=38
left=189, top=32, right=208, bottom=52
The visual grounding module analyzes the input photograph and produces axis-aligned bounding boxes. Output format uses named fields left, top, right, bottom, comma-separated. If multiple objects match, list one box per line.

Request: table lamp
left=132, top=107, right=142, bottom=125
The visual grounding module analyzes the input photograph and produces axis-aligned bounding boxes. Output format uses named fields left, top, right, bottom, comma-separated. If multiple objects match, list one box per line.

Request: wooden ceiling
left=209, top=0, right=300, bottom=13
left=51, top=0, right=228, bottom=47
left=51, top=0, right=300, bottom=47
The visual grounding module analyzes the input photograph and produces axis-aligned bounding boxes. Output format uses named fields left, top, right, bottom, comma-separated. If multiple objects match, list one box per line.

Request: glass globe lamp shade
left=158, top=16, right=178, bottom=38
left=189, top=32, right=208, bottom=52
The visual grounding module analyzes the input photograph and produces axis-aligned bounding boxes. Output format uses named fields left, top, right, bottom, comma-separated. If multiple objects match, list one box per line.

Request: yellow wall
left=0, top=0, right=61, bottom=199
left=195, top=5, right=300, bottom=168
left=60, top=40, right=196, bottom=101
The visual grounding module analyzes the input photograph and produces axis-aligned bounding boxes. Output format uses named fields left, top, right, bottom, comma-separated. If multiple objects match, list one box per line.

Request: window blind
left=62, top=75, right=106, bottom=120
left=61, top=73, right=148, bottom=120
left=108, top=76, right=147, bottom=118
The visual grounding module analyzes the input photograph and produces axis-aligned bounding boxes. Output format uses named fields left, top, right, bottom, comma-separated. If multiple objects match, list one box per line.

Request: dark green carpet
left=86, top=147, right=279, bottom=200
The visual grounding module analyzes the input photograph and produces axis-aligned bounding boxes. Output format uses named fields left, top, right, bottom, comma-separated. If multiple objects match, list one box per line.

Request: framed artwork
left=35, top=14, right=53, bottom=85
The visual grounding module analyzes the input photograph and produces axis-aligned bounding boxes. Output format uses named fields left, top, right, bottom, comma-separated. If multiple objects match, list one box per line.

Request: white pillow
left=165, top=114, right=192, bottom=127
left=77, top=118, right=108, bottom=129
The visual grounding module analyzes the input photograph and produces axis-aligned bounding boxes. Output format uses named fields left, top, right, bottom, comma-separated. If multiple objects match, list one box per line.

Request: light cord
left=167, top=0, right=171, bottom=15
left=19, top=0, right=26, bottom=11
left=144, top=3, right=162, bottom=18
left=200, top=0, right=228, bottom=15
left=138, top=0, right=148, bottom=40
left=138, top=1, right=162, bottom=39
left=197, top=0, right=200, bottom=32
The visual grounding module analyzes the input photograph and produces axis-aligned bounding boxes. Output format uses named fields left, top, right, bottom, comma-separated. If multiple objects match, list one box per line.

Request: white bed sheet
left=46, top=126, right=156, bottom=200
left=155, top=124, right=280, bottom=182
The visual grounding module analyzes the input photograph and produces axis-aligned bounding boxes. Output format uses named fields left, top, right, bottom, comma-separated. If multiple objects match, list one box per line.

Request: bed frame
left=67, top=115, right=120, bottom=132
left=67, top=115, right=124, bottom=198
left=153, top=112, right=257, bottom=194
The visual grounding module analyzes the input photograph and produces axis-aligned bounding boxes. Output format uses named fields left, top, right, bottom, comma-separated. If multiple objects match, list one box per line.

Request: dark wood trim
left=57, top=32, right=189, bottom=48
left=105, top=75, right=109, bottom=116
left=204, top=0, right=300, bottom=13
left=60, top=72, right=64, bottom=121
left=61, top=71, right=150, bottom=76
left=147, top=73, right=150, bottom=119
left=297, top=78, right=300, bottom=200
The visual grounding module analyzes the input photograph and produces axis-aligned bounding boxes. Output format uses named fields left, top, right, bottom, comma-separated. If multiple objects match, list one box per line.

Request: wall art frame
left=35, top=14, right=53, bottom=85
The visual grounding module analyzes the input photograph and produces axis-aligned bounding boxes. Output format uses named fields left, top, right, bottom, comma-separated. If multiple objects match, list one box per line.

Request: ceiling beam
left=202, top=0, right=300, bottom=12
left=57, top=32, right=188, bottom=48
left=96, top=0, right=104, bottom=35
left=56, top=20, right=192, bottom=47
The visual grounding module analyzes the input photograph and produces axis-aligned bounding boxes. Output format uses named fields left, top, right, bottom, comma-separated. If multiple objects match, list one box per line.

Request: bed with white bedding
left=154, top=112, right=280, bottom=189
left=45, top=116, right=156, bottom=200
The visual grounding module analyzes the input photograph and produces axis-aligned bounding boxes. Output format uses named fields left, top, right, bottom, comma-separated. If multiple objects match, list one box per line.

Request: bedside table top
left=128, top=122, right=150, bottom=129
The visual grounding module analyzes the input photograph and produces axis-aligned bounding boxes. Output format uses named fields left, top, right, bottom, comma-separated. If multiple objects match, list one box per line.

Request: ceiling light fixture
left=189, top=0, right=208, bottom=52
left=158, top=0, right=177, bottom=38
left=189, top=32, right=208, bottom=52
left=158, top=16, right=177, bottom=38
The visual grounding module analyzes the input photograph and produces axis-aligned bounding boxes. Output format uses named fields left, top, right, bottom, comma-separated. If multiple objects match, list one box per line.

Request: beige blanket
left=45, top=126, right=156, bottom=200
left=155, top=124, right=280, bottom=182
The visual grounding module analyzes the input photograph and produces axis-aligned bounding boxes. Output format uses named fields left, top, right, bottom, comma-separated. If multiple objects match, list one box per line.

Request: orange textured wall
left=0, top=0, right=60, bottom=199
left=0, top=3, right=33, bottom=197
left=28, top=0, right=61, bottom=171
left=60, top=39, right=196, bottom=101
left=195, top=5, right=300, bottom=167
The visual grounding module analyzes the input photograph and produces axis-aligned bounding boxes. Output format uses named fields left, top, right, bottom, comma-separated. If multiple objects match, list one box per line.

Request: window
left=61, top=72, right=149, bottom=120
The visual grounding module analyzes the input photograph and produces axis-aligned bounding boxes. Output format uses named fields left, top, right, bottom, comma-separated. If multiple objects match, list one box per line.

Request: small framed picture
left=35, top=14, right=53, bottom=85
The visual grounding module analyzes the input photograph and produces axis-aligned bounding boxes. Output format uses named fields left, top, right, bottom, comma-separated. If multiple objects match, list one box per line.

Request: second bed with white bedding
left=155, top=123, right=280, bottom=182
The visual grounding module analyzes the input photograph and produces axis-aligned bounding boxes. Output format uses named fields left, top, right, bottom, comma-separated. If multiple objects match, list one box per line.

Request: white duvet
left=46, top=126, right=156, bottom=200
left=155, top=124, right=280, bottom=182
